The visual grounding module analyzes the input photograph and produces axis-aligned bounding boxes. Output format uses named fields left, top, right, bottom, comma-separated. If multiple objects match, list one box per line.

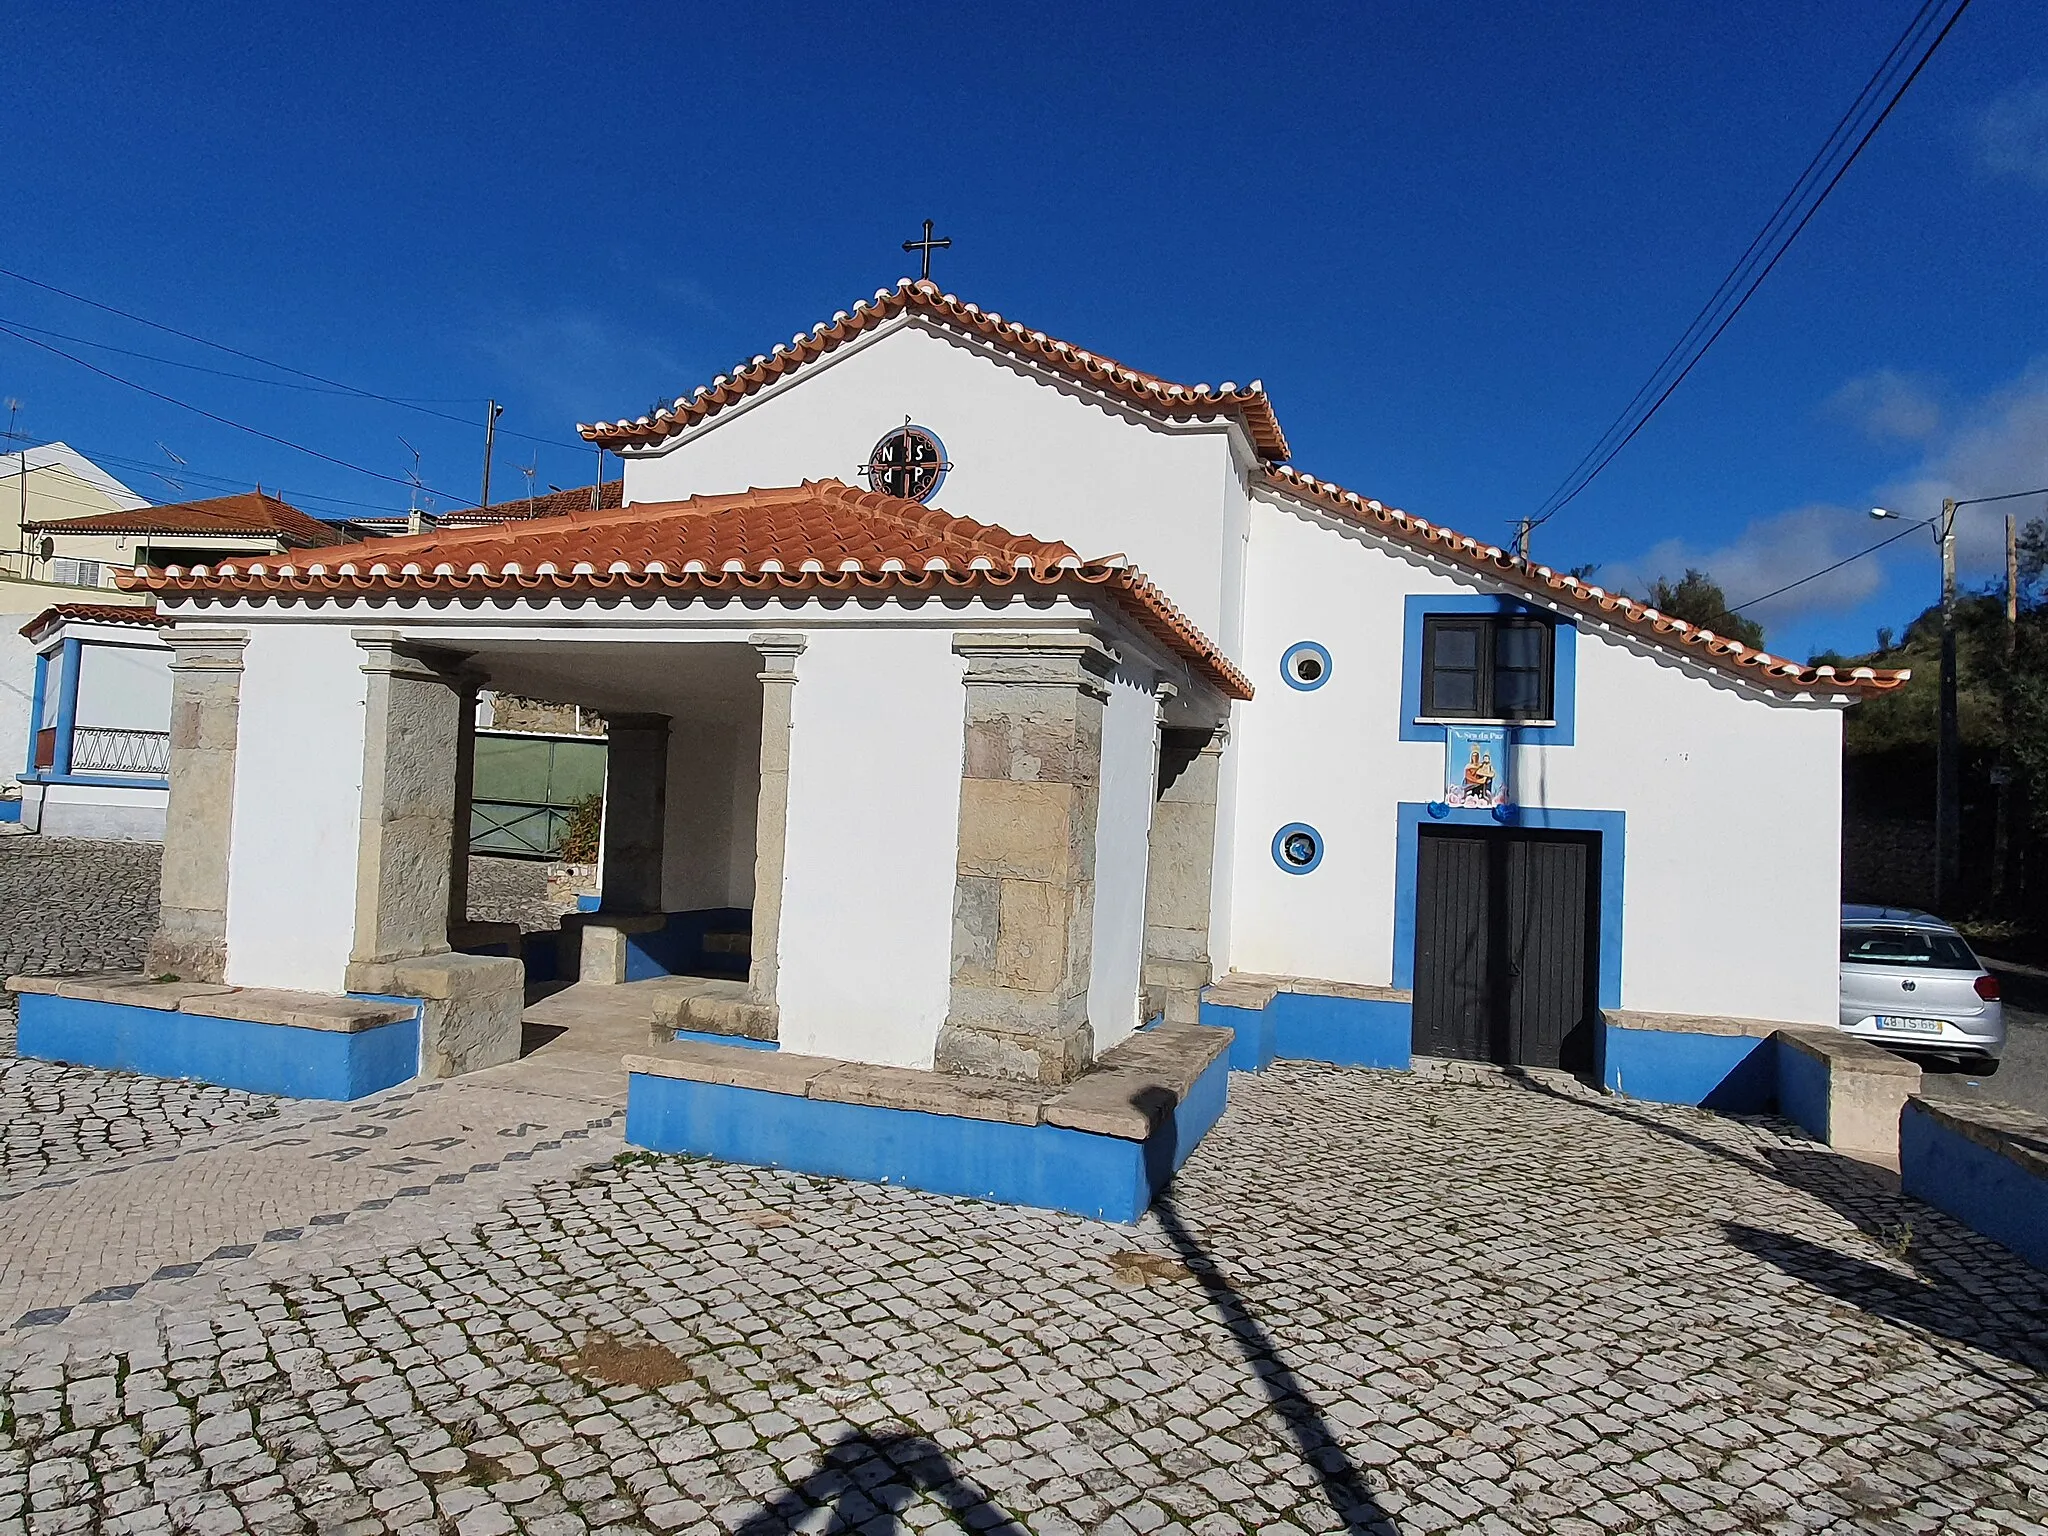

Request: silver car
left=1840, top=904, right=2004, bottom=1072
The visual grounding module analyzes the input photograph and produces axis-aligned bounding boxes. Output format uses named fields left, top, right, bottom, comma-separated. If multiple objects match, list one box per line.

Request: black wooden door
left=1412, top=827, right=1598, bottom=1071
left=1503, top=835, right=1596, bottom=1071
left=1413, top=830, right=1494, bottom=1062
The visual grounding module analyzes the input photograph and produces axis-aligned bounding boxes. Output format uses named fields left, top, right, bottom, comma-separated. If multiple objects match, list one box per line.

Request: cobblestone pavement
left=0, top=838, right=283, bottom=1188
left=0, top=843, right=570, bottom=1191
left=1, top=1063, right=2042, bottom=1536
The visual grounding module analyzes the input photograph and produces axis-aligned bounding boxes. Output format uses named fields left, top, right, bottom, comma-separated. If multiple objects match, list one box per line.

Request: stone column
left=146, top=630, right=250, bottom=983
left=346, top=632, right=468, bottom=972
left=1143, top=724, right=1227, bottom=1025
left=747, top=633, right=805, bottom=1010
left=936, top=632, right=1113, bottom=1086
left=446, top=675, right=483, bottom=934
left=345, top=633, right=523, bottom=1080
left=598, top=713, right=670, bottom=915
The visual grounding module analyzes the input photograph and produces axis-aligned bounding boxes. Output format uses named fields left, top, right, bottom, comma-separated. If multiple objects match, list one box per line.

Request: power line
left=1727, top=484, right=2048, bottom=616
left=0, top=264, right=582, bottom=451
left=1727, top=519, right=1930, bottom=614
left=0, top=315, right=478, bottom=402
left=0, top=322, right=466, bottom=498
left=1526, top=0, right=1973, bottom=535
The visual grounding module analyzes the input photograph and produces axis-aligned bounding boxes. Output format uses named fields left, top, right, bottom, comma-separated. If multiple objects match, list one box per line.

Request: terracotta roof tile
left=1260, top=465, right=1910, bottom=701
left=18, top=602, right=163, bottom=641
left=24, top=491, right=351, bottom=549
left=581, top=280, right=1289, bottom=462
left=123, top=481, right=1252, bottom=701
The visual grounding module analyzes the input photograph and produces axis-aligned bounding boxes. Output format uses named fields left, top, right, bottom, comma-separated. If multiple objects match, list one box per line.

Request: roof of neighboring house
left=18, top=602, right=163, bottom=642
left=121, top=480, right=1253, bottom=700
left=1259, top=464, right=1911, bottom=700
left=0, top=442, right=152, bottom=512
left=580, top=279, right=1290, bottom=462
left=24, top=491, right=352, bottom=549
left=352, top=480, right=625, bottom=532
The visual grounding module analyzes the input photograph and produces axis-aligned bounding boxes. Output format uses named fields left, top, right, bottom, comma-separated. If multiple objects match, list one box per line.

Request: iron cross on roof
left=902, top=220, right=951, bottom=282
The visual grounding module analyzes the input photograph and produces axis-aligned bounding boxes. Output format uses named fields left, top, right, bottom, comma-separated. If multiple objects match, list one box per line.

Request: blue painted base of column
left=16, top=993, right=420, bottom=1101
left=1596, top=1023, right=1775, bottom=1111
left=1203, top=992, right=1412, bottom=1072
left=625, top=1049, right=1230, bottom=1224
left=1901, top=1101, right=2048, bottom=1271
left=670, top=1028, right=777, bottom=1052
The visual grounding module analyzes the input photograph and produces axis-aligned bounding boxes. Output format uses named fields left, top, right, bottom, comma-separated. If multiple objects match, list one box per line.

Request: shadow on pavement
left=1722, top=1221, right=2048, bottom=1395
left=1153, top=1196, right=1397, bottom=1535
left=728, top=1430, right=1028, bottom=1536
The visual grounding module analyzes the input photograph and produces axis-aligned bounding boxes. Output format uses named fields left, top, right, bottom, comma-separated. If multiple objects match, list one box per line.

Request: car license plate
left=1874, top=1016, right=1944, bottom=1036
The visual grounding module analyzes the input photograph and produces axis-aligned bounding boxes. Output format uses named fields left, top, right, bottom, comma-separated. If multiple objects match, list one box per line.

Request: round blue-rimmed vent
left=1281, top=640, right=1332, bottom=691
left=1272, top=822, right=1324, bottom=875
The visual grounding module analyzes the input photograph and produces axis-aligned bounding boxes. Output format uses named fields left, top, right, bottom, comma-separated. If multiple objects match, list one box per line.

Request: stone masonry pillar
left=1143, top=724, right=1226, bottom=1025
left=935, top=632, right=1113, bottom=1085
left=346, top=633, right=524, bottom=1081
left=346, top=632, right=469, bottom=972
left=447, top=674, right=483, bottom=934
left=747, top=633, right=805, bottom=1010
left=599, top=713, right=670, bottom=915
left=146, top=630, right=250, bottom=983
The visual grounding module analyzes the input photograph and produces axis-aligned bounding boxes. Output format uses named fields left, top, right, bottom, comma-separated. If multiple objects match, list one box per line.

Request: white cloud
left=1977, top=80, right=2048, bottom=188
left=1874, top=359, right=2048, bottom=577
left=1598, top=360, right=2048, bottom=641
left=1601, top=503, right=1889, bottom=630
left=1824, top=368, right=1942, bottom=443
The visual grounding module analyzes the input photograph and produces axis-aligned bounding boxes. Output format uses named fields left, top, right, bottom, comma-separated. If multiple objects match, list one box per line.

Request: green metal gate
left=469, top=730, right=607, bottom=859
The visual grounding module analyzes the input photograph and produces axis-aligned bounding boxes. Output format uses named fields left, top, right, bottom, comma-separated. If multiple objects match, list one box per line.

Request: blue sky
left=3, top=1, right=2044, bottom=660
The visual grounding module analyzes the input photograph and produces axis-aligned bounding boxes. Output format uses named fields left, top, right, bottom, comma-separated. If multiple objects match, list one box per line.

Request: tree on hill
left=1645, top=569, right=1766, bottom=649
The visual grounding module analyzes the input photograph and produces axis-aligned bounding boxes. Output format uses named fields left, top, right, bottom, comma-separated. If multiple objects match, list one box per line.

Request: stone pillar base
left=1141, top=956, right=1211, bottom=1026
left=146, top=915, right=229, bottom=985
left=935, top=1018, right=1093, bottom=1086
left=347, top=952, right=525, bottom=1079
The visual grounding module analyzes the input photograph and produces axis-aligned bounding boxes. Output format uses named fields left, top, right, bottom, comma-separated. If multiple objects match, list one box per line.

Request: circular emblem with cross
left=863, top=421, right=951, bottom=504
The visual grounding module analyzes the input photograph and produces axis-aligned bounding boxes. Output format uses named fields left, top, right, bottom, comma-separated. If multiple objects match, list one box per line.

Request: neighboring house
left=21, top=489, right=354, bottom=575
left=11, top=603, right=171, bottom=838
left=113, top=278, right=1906, bottom=1100
left=349, top=480, right=622, bottom=536
left=0, top=441, right=155, bottom=604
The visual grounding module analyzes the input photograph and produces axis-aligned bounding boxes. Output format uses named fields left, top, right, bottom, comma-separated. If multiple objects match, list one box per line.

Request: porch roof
left=120, top=479, right=1254, bottom=700
left=18, top=602, right=164, bottom=643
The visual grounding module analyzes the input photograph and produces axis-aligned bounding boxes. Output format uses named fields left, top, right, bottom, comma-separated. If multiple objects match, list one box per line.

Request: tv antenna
left=399, top=436, right=430, bottom=531
left=518, top=454, right=538, bottom=514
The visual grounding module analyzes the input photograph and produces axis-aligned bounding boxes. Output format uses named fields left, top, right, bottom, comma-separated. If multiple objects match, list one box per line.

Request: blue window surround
left=1270, top=822, right=1324, bottom=875
left=1280, top=640, right=1332, bottom=692
left=23, top=651, right=49, bottom=777
left=1391, top=802, right=1625, bottom=1009
left=22, top=636, right=171, bottom=788
left=52, top=638, right=82, bottom=777
left=1400, top=595, right=1577, bottom=745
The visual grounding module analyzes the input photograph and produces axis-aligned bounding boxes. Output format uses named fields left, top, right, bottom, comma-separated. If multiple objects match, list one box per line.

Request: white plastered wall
left=622, top=321, right=1252, bottom=648
left=660, top=708, right=761, bottom=911
left=1088, top=657, right=1159, bottom=1053
left=773, top=626, right=966, bottom=1068
left=223, top=622, right=367, bottom=992
left=1226, top=494, right=1844, bottom=1025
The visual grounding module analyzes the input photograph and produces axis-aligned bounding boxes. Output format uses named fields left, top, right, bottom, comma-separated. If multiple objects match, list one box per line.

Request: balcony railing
left=69, top=727, right=170, bottom=777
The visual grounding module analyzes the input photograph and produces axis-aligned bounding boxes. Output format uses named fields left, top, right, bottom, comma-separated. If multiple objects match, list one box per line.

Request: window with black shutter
left=1421, top=615, right=1554, bottom=720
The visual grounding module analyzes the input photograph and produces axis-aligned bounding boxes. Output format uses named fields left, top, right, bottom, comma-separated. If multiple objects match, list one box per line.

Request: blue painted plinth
left=17, top=992, right=420, bottom=1101
left=1901, top=1101, right=2048, bottom=1271
left=1204, top=991, right=1412, bottom=1072
left=626, top=1048, right=1231, bottom=1224
left=1597, top=1023, right=1774, bottom=1110
left=1773, top=1038, right=1832, bottom=1143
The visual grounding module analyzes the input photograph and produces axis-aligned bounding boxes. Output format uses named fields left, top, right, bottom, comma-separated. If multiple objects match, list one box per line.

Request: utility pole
left=1993, top=512, right=2018, bottom=908
left=1936, top=497, right=1960, bottom=913
left=592, top=446, right=604, bottom=510
left=1515, top=519, right=1531, bottom=561
left=479, top=399, right=504, bottom=509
